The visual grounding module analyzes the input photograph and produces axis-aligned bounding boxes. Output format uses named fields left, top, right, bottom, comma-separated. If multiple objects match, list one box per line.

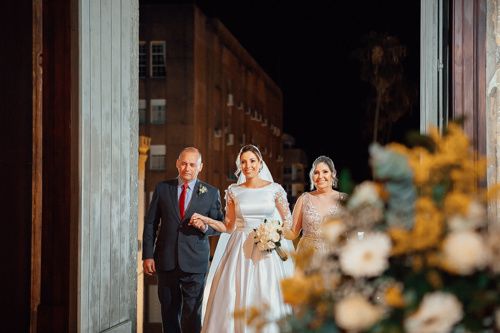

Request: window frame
left=150, top=41, right=166, bottom=78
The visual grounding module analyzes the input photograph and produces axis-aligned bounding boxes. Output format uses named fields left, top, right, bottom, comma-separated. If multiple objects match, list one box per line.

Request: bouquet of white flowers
left=254, top=219, right=288, bottom=261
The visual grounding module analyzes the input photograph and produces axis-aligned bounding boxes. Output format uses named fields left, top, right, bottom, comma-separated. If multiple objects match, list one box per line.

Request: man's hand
left=143, top=258, right=156, bottom=276
left=189, top=213, right=208, bottom=232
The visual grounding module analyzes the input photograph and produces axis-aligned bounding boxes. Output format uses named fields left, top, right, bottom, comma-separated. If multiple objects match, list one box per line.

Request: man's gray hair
left=178, top=147, right=202, bottom=165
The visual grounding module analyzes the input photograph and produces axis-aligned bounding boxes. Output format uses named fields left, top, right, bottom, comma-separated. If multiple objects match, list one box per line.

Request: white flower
left=198, top=185, right=208, bottom=195
left=442, top=230, right=489, bottom=275
left=321, top=216, right=346, bottom=244
left=339, top=232, right=391, bottom=278
left=254, top=219, right=283, bottom=252
left=257, top=242, right=265, bottom=251
left=347, top=181, right=383, bottom=210
left=448, top=200, right=486, bottom=231
left=334, top=294, right=383, bottom=331
left=270, top=232, right=280, bottom=242
left=404, top=292, right=463, bottom=333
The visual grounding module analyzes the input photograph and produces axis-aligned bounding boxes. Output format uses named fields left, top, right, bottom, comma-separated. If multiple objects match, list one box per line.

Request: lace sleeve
left=222, top=185, right=236, bottom=232
left=273, top=184, right=292, bottom=228
left=224, top=185, right=236, bottom=207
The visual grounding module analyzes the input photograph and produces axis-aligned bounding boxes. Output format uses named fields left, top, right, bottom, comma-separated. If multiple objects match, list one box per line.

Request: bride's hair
left=239, top=144, right=263, bottom=162
left=309, top=155, right=338, bottom=190
left=235, top=144, right=264, bottom=177
left=235, top=144, right=273, bottom=183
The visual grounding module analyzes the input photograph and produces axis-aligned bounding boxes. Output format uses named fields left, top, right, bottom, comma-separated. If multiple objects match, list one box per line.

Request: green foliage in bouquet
left=277, top=123, right=500, bottom=333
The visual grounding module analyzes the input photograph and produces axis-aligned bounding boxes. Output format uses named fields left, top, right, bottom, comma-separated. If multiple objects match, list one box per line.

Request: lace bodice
left=301, top=192, right=342, bottom=238
left=225, top=182, right=292, bottom=231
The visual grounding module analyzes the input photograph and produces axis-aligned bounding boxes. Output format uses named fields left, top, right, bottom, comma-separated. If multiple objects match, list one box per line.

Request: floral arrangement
left=198, top=184, right=208, bottom=195
left=277, top=124, right=500, bottom=332
left=254, top=219, right=288, bottom=261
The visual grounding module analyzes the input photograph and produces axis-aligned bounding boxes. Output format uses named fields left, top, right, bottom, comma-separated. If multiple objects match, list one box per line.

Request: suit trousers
left=157, top=268, right=206, bottom=333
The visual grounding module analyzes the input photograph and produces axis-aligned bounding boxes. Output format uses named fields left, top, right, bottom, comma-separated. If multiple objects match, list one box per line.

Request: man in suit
left=143, top=147, right=224, bottom=333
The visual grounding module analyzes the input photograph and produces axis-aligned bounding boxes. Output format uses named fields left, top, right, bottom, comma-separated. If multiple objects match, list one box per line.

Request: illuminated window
left=149, top=145, right=166, bottom=171
left=150, top=41, right=166, bottom=78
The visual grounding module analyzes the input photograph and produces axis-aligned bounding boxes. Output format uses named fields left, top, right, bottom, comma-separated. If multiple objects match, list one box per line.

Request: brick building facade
left=139, top=4, right=284, bottom=206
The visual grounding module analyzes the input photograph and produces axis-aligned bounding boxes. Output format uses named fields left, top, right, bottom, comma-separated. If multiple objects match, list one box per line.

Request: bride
left=189, top=144, right=295, bottom=333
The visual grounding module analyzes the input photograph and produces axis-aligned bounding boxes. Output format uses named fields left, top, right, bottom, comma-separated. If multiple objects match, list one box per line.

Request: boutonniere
left=198, top=185, right=208, bottom=195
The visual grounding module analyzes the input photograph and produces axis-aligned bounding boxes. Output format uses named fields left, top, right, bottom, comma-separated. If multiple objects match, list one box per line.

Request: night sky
left=142, top=0, right=421, bottom=183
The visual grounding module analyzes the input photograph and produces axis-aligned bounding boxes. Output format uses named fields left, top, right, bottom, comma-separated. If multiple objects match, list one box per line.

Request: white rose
left=405, top=292, right=463, bottom=333
left=335, top=294, right=382, bottom=331
left=347, top=181, right=382, bottom=210
left=339, top=232, right=391, bottom=278
left=271, top=232, right=280, bottom=242
left=442, top=230, right=489, bottom=275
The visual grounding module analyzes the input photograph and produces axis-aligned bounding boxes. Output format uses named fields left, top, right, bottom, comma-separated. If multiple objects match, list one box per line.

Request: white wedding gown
left=202, top=183, right=295, bottom=333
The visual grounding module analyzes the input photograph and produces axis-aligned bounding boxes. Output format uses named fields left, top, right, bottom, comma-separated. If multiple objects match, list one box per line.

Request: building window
left=139, top=41, right=147, bottom=78
left=150, top=99, right=166, bottom=124
left=139, top=99, right=147, bottom=124
left=149, top=145, right=166, bottom=171
left=150, top=41, right=166, bottom=78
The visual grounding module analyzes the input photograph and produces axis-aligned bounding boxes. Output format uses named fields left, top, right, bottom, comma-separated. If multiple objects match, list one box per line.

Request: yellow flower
left=388, top=227, right=412, bottom=256
left=407, top=147, right=433, bottom=186
left=443, top=191, right=471, bottom=217
left=384, top=284, right=405, bottom=308
left=387, top=143, right=410, bottom=156
left=281, top=273, right=310, bottom=306
left=451, top=158, right=486, bottom=193
left=439, top=123, right=470, bottom=163
left=281, top=272, right=325, bottom=306
left=412, top=197, right=444, bottom=251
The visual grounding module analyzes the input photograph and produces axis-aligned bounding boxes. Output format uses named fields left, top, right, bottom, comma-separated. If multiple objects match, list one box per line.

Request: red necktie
left=179, top=182, right=188, bottom=219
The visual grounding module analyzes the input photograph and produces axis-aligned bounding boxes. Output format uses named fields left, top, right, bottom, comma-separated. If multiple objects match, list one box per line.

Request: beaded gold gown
left=291, top=191, right=346, bottom=255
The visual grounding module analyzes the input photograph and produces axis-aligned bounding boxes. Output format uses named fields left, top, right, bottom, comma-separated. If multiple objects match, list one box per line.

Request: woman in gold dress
left=285, top=156, right=347, bottom=255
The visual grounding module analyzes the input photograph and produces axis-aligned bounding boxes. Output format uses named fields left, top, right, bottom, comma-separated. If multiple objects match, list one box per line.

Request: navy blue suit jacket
left=142, top=179, right=223, bottom=273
